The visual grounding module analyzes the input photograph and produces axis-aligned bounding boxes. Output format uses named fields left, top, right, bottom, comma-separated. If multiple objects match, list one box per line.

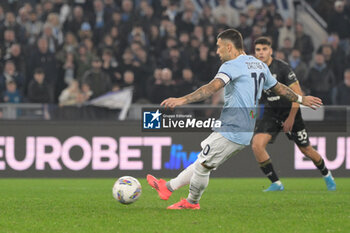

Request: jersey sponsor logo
left=267, top=96, right=281, bottom=101
left=288, top=72, right=296, bottom=80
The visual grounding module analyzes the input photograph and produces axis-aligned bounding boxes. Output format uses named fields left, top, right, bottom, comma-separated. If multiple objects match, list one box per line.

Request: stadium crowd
left=0, top=0, right=349, bottom=109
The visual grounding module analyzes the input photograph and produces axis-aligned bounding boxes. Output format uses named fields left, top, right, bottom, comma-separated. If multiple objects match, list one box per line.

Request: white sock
left=168, top=162, right=195, bottom=191
left=274, top=180, right=282, bottom=185
left=187, top=161, right=211, bottom=204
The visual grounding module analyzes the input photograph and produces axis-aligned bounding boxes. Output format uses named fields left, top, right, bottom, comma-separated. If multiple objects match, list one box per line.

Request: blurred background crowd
left=0, top=0, right=349, bottom=110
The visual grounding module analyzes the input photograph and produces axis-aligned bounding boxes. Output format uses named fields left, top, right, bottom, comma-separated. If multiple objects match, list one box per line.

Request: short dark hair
left=217, top=29, right=244, bottom=50
left=254, top=36, right=272, bottom=46
left=34, top=67, right=44, bottom=74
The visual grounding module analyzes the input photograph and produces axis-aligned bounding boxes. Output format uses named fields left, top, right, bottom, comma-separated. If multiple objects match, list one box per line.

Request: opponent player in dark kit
left=252, top=37, right=336, bottom=191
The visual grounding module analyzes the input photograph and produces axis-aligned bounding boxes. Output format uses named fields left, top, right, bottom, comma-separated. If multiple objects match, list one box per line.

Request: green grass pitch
left=0, top=178, right=349, bottom=233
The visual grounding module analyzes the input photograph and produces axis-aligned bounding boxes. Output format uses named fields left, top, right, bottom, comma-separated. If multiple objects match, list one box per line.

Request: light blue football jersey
left=214, top=55, right=277, bottom=145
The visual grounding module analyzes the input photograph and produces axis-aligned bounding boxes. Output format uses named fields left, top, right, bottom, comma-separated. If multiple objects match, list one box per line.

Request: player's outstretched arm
left=272, top=82, right=323, bottom=110
left=161, top=78, right=225, bottom=109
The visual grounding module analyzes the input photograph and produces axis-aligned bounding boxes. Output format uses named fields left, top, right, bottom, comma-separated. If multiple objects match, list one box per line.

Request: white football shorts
left=197, top=132, right=245, bottom=169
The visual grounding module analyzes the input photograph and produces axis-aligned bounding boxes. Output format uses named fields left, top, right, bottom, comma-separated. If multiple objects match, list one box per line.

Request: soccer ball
left=112, top=176, right=142, bottom=204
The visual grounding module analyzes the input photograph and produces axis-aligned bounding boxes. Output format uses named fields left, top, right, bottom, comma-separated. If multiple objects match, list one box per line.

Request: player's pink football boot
left=167, top=198, right=200, bottom=210
left=147, top=174, right=172, bottom=200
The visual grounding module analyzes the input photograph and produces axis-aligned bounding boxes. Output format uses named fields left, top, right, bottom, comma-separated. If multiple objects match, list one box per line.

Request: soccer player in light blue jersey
left=147, top=29, right=322, bottom=210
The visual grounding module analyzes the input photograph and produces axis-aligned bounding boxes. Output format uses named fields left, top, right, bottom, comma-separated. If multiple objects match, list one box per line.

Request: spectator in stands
left=97, top=34, right=114, bottom=56
left=107, top=10, right=128, bottom=37
left=62, top=52, right=75, bottom=85
left=266, top=14, right=283, bottom=50
left=82, top=38, right=96, bottom=56
left=148, top=24, right=161, bottom=58
left=280, top=37, right=294, bottom=59
left=52, top=0, right=71, bottom=25
left=162, top=46, right=186, bottom=81
left=28, top=37, right=58, bottom=85
left=199, top=4, right=215, bottom=26
left=246, top=4, right=257, bottom=26
left=244, top=25, right=263, bottom=54
left=289, top=49, right=308, bottom=92
left=64, top=6, right=84, bottom=38
left=278, top=18, right=295, bottom=49
left=0, top=12, right=26, bottom=44
left=90, top=0, right=109, bottom=44
left=82, top=57, right=111, bottom=99
left=1, top=29, right=17, bottom=59
left=58, top=80, right=81, bottom=107
left=193, top=25, right=204, bottom=43
left=175, top=0, right=199, bottom=28
left=191, top=43, right=215, bottom=83
left=128, top=25, right=147, bottom=47
left=326, top=34, right=346, bottom=84
left=121, top=70, right=143, bottom=102
left=0, top=60, right=24, bottom=94
left=41, top=1, right=54, bottom=21
left=328, top=0, right=350, bottom=53
left=119, top=48, right=139, bottom=76
left=41, top=23, right=59, bottom=53
left=75, top=44, right=93, bottom=82
left=177, top=68, right=200, bottom=97
left=237, top=13, right=252, bottom=39
left=78, top=22, right=93, bottom=41
left=178, top=31, right=190, bottom=54
left=0, top=6, right=4, bottom=26
left=274, top=50, right=286, bottom=61
left=212, top=0, right=239, bottom=27
left=2, top=80, right=21, bottom=104
left=176, top=9, right=195, bottom=34
left=332, top=69, right=350, bottom=105
left=134, top=45, right=154, bottom=79
left=25, top=11, right=43, bottom=45
left=163, top=1, right=178, bottom=23
left=266, top=3, right=282, bottom=29
left=160, top=36, right=178, bottom=62
left=103, top=0, right=118, bottom=20
left=140, top=4, right=158, bottom=34
left=294, top=22, right=314, bottom=64
left=305, top=53, right=336, bottom=104
left=7, top=43, right=26, bottom=76
left=101, top=49, right=119, bottom=81
left=149, top=68, right=177, bottom=104
left=27, top=68, right=53, bottom=103
left=203, top=25, right=216, bottom=47
left=17, top=7, right=29, bottom=26
left=121, top=0, right=137, bottom=29
left=319, top=44, right=345, bottom=85
left=46, top=13, right=64, bottom=46
left=79, top=83, right=93, bottom=102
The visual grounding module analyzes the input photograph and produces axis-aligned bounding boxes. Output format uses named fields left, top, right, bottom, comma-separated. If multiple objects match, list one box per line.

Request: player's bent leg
left=252, top=133, right=283, bottom=191
left=168, top=162, right=195, bottom=191
left=298, top=145, right=336, bottom=191
left=146, top=174, right=173, bottom=200
left=168, top=133, right=245, bottom=209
